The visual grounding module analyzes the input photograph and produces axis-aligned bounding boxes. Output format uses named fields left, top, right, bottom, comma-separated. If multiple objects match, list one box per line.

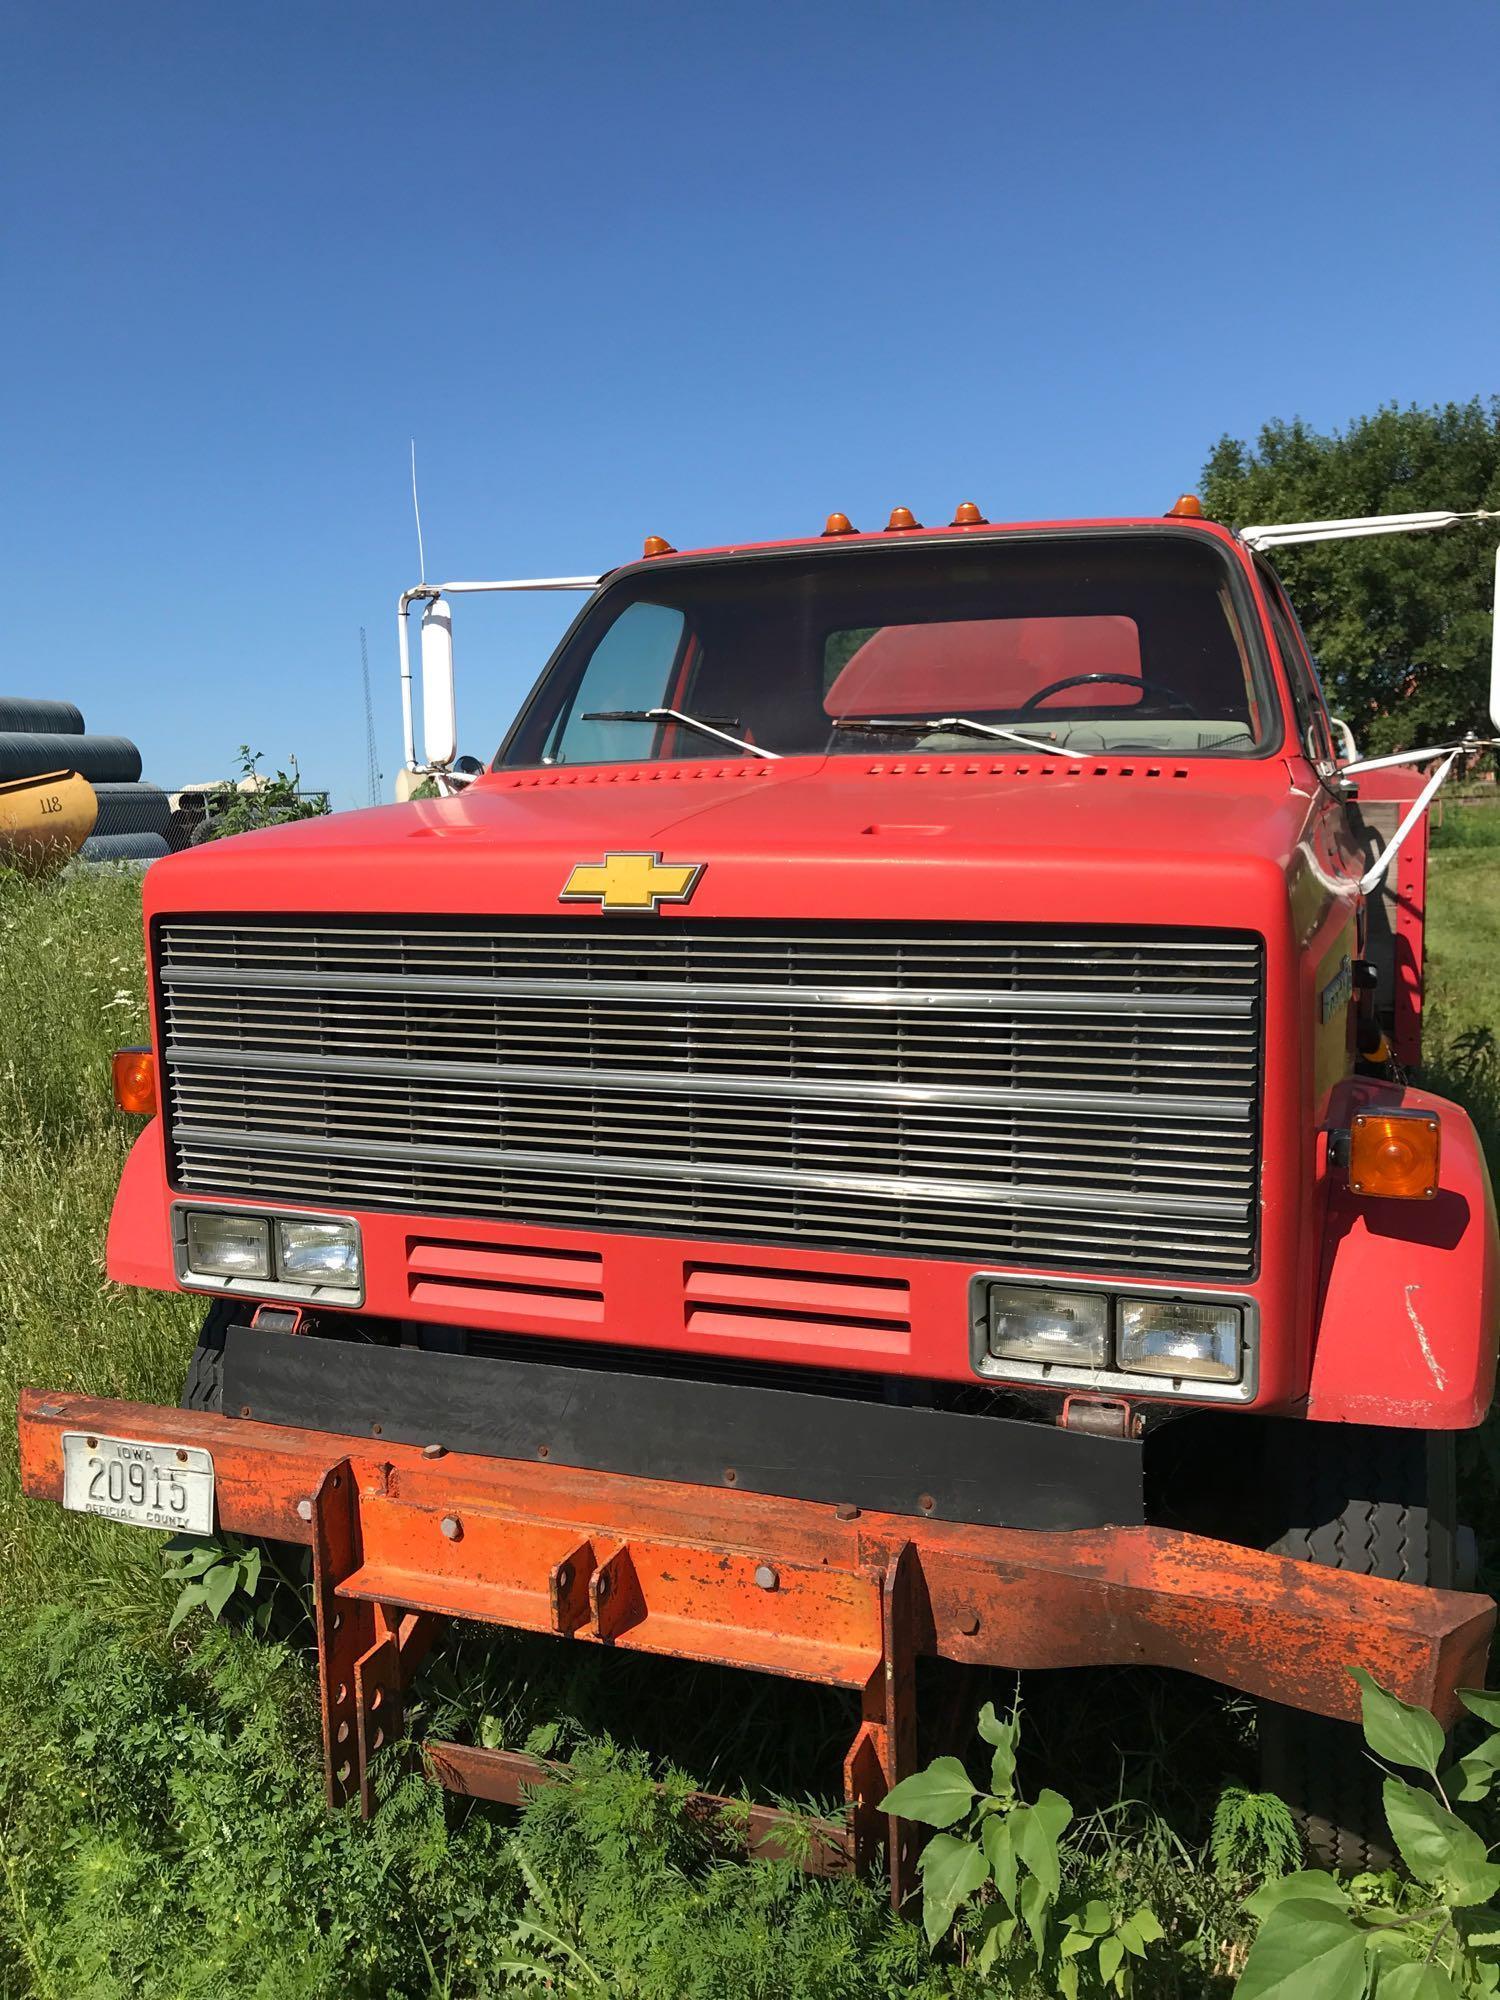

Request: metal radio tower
left=358, top=627, right=381, bottom=806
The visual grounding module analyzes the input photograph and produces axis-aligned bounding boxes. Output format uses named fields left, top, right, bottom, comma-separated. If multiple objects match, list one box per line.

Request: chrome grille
left=156, top=918, right=1263, bottom=1278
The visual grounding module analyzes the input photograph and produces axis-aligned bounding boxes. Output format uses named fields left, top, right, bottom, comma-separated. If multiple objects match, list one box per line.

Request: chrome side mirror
left=420, top=595, right=456, bottom=769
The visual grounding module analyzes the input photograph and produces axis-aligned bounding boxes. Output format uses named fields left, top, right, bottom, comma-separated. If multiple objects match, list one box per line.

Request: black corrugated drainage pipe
left=0, top=698, right=86, bottom=734
left=89, top=782, right=173, bottom=839
left=77, top=831, right=171, bottom=863
left=0, top=733, right=143, bottom=783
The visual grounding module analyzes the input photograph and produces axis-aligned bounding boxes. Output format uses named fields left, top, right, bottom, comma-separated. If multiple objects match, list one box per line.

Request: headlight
left=1116, top=1298, right=1242, bottom=1383
left=276, top=1218, right=362, bottom=1290
left=988, top=1285, right=1109, bottom=1369
left=185, top=1210, right=271, bottom=1280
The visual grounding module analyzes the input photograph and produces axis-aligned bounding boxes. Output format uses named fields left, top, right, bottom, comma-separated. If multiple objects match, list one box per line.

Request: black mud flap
left=221, top=1325, right=1144, bottom=1533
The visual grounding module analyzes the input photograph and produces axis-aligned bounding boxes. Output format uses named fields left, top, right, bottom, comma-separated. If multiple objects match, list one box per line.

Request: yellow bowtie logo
left=560, top=852, right=705, bottom=913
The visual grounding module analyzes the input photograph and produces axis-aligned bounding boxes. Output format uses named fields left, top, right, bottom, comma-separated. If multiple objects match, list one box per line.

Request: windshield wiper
left=830, top=715, right=1060, bottom=756
left=581, top=709, right=780, bottom=760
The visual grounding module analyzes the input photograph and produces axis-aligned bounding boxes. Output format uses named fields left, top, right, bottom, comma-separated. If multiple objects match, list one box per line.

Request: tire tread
left=1260, top=1423, right=1454, bottom=1874
left=179, top=1302, right=232, bottom=1414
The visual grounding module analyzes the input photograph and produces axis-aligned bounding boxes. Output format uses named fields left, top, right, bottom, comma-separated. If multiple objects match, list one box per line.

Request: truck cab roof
left=495, top=514, right=1291, bottom=773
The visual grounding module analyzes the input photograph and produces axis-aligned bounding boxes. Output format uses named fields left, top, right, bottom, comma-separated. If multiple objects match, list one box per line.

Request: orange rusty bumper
left=19, top=1386, right=1494, bottom=1895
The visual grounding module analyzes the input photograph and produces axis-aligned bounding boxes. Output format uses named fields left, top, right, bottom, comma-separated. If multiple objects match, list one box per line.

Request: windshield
left=497, top=532, right=1274, bottom=768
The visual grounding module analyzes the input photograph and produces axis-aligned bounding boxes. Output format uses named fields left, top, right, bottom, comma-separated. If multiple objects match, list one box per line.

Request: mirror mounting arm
left=397, top=586, right=443, bottom=773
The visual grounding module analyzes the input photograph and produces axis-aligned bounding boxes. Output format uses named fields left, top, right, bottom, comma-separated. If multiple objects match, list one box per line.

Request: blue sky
left=5, top=0, right=1497, bottom=808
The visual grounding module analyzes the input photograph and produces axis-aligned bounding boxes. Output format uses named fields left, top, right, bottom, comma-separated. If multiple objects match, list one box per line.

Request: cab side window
left=544, top=602, right=688, bottom=765
left=1256, top=562, right=1335, bottom=765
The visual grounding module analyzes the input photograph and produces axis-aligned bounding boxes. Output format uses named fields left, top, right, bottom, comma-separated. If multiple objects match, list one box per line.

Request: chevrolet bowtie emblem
left=560, top=852, right=705, bottom=913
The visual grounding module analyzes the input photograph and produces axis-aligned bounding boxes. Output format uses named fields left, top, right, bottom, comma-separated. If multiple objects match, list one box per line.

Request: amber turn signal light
left=112, top=1047, right=157, bottom=1117
left=951, top=500, right=987, bottom=525
left=1348, top=1108, right=1440, bottom=1200
left=822, top=511, right=857, bottom=537
left=1166, top=493, right=1204, bottom=518
left=642, top=535, right=675, bottom=558
left=885, top=506, right=920, bottom=532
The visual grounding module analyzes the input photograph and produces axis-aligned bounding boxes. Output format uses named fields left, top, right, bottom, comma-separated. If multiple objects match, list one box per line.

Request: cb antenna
left=410, top=438, right=427, bottom=584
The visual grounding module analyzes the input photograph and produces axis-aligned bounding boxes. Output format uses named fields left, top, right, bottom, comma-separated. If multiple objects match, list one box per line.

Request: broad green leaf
left=1450, top=1747, right=1500, bottom=1804
left=1363, top=1929, right=1410, bottom=1957
left=1459, top=1689, right=1500, bottom=1729
left=1351, top=1667, right=1446, bottom=1777
left=1445, top=1856, right=1500, bottom=1909
left=202, top=1560, right=240, bottom=1620
left=1360, top=1905, right=1408, bottom=1931
left=1131, top=1904, right=1165, bottom=1944
left=1374, top=1964, right=1461, bottom=1998
left=917, top=1832, right=988, bottom=1946
left=975, top=1698, right=1017, bottom=1796
left=988, top=1737, right=1016, bottom=1798
left=1018, top=1870, right=1051, bottom=1961
left=1079, top=1898, right=1113, bottom=1936
left=1382, top=1776, right=1489, bottom=1890
left=1118, top=1915, right=1144, bottom=1957
left=975, top=1906, right=1015, bottom=1973
left=1245, top=1871, right=1352, bottom=1921
left=881, top=1756, right=977, bottom=1829
left=981, top=1814, right=1017, bottom=1911
left=976, top=1699, right=1008, bottom=1745
left=1058, top=1963, right=1079, bottom=2000
left=1060, top=1928, right=1093, bottom=1958
left=167, top=1578, right=209, bottom=1634
left=1015, top=1799, right=1061, bottom=1900
left=1236, top=1901, right=1370, bottom=2000
left=238, top=1546, right=262, bottom=1591
left=478, top=1714, right=504, bottom=1750
left=1099, top=1934, right=1125, bottom=1984
left=165, top=1546, right=221, bottom=1579
left=1033, top=1786, right=1072, bottom=1843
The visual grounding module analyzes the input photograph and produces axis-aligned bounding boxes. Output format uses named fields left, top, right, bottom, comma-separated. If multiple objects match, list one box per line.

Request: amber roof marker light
left=642, top=535, right=676, bottom=559
left=885, top=506, right=921, bottom=532
left=822, top=512, right=857, bottom=537
left=1167, top=493, right=1205, bottom=518
left=951, top=501, right=988, bottom=526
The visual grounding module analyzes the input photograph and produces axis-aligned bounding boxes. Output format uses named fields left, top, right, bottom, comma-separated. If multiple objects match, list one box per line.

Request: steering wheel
left=1018, top=672, right=1199, bottom=717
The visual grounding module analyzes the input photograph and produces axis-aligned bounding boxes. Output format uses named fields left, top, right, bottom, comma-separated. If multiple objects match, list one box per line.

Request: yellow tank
left=0, top=769, right=99, bottom=871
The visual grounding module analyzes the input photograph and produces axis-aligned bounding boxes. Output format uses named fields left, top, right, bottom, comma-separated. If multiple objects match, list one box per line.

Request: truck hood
left=143, top=753, right=1324, bottom=933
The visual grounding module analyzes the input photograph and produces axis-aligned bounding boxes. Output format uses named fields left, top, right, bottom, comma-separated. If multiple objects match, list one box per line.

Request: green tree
left=1201, top=399, right=1500, bottom=754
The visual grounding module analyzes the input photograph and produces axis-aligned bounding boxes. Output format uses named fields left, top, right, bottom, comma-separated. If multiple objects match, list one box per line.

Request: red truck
left=20, top=494, right=1500, bottom=1885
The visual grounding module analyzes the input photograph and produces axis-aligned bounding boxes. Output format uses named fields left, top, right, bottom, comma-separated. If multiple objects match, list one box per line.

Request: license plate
left=61, top=1432, right=215, bottom=1536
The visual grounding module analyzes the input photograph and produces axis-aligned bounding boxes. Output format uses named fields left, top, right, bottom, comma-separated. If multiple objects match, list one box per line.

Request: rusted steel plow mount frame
left=19, top=1389, right=1494, bottom=1904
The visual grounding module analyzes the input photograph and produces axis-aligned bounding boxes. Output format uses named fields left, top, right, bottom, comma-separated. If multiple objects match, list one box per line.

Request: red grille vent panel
left=685, top=1262, right=912, bottom=1356
left=407, top=1238, right=604, bottom=1326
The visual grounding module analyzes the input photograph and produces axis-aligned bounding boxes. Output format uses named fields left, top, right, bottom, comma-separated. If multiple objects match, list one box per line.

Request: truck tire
left=179, top=1302, right=233, bottom=1414
left=1258, top=1422, right=1457, bottom=1873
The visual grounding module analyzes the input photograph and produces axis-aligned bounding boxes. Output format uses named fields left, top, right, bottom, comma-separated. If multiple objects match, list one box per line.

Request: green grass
left=1424, top=843, right=1500, bottom=1171
left=2, top=854, right=1497, bottom=1995
left=1431, top=799, right=1500, bottom=852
